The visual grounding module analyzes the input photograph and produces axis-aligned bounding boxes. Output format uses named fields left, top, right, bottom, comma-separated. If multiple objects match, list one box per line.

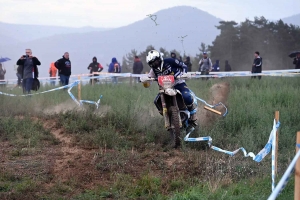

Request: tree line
left=121, top=16, right=300, bottom=73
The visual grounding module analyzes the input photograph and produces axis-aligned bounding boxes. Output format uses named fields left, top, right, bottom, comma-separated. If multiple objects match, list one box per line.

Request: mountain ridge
left=1, top=6, right=222, bottom=79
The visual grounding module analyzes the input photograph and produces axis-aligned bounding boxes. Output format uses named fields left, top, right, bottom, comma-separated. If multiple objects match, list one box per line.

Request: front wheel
left=168, top=106, right=181, bottom=148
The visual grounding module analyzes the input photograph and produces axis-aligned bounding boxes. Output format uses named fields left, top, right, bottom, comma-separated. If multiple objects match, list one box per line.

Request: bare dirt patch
left=198, top=82, right=230, bottom=127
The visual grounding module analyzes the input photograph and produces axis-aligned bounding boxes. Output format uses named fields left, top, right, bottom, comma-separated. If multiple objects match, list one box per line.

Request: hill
left=282, top=13, right=300, bottom=26
left=0, top=6, right=222, bottom=79
left=0, top=22, right=111, bottom=44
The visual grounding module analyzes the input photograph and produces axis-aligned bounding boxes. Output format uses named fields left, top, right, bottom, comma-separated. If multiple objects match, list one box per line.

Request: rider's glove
left=140, top=76, right=151, bottom=83
left=179, top=73, right=192, bottom=79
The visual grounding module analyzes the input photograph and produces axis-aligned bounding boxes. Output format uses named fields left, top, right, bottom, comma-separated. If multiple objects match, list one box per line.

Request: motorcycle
left=142, top=74, right=196, bottom=148
left=142, top=73, right=228, bottom=148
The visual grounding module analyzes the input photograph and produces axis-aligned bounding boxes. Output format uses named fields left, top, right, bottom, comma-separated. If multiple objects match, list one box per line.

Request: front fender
left=164, top=88, right=177, bottom=96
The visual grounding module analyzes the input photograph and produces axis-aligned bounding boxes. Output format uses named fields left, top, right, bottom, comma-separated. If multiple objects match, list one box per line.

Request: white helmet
left=146, top=50, right=164, bottom=71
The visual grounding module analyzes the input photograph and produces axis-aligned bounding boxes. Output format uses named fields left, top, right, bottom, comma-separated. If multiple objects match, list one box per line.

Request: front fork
left=160, top=93, right=182, bottom=130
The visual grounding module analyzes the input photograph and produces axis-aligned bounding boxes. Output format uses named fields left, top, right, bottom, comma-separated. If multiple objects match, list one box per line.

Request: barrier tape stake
left=275, top=111, right=279, bottom=176
left=295, top=131, right=300, bottom=200
left=130, top=73, right=132, bottom=86
left=78, top=75, right=81, bottom=101
left=92, top=72, right=94, bottom=86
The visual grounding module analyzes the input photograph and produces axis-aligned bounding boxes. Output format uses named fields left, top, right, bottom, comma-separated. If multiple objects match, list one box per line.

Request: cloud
left=0, top=0, right=299, bottom=27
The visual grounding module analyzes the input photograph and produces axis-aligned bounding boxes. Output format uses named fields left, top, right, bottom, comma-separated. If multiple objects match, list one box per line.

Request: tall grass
left=0, top=77, right=299, bottom=199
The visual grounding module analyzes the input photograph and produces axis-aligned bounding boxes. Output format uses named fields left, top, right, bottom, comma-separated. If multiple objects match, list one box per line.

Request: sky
left=0, top=0, right=300, bottom=28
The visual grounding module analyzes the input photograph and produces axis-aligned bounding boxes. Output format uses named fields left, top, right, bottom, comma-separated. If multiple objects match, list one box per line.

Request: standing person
left=0, top=63, right=6, bottom=87
left=212, top=60, right=220, bottom=72
left=55, top=52, right=71, bottom=86
left=16, top=49, right=41, bottom=94
left=184, top=56, right=192, bottom=72
left=11, top=65, right=23, bottom=90
left=0, top=63, right=6, bottom=88
left=88, top=56, right=103, bottom=85
left=170, top=52, right=177, bottom=59
left=198, top=52, right=212, bottom=80
left=49, top=62, right=57, bottom=86
left=108, top=57, right=121, bottom=84
left=132, top=56, right=143, bottom=83
left=293, top=53, right=300, bottom=69
left=251, top=51, right=262, bottom=80
left=224, top=60, right=232, bottom=71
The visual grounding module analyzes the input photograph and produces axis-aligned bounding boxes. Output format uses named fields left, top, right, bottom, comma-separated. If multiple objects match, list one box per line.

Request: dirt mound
left=198, top=82, right=230, bottom=127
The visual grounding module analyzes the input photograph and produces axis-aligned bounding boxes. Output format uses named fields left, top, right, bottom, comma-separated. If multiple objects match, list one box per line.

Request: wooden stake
left=92, top=72, right=94, bottom=86
left=295, top=131, right=300, bottom=200
left=130, top=73, right=132, bottom=86
left=78, top=75, right=81, bottom=101
left=204, top=106, right=221, bottom=115
left=275, top=111, right=279, bottom=175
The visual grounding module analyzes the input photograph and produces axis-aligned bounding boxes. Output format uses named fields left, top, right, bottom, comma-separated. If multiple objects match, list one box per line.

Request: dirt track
left=0, top=82, right=231, bottom=198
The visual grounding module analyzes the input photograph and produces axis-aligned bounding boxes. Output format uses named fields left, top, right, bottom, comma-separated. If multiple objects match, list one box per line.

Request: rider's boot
left=158, top=110, right=163, bottom=116
left=187, top=103, right=198, bottom=127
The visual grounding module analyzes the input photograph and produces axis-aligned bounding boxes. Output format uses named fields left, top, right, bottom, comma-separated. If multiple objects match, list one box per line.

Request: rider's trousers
left=154, top=82, right=198, bottom=114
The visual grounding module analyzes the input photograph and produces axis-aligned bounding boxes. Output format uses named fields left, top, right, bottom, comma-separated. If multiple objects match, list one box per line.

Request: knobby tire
left=169, top=106, right=181, bottom=148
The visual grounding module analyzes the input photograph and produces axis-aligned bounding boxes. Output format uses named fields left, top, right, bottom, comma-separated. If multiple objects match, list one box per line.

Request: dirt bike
left=142, top=75, right=195, bottom=148
left=142, top=73, right=228, bottom=148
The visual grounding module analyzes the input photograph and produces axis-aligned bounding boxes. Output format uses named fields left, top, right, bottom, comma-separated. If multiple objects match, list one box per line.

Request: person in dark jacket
left=212, top=60, right=220, bottom=72
left=55, top=52, right=71, bottom=86
left=132, top=56, right=143, bottom=83
left=108, top=57, right=121, bottom=84
left=251, top=51, right=262, bottom=80
left=88, top=56, right=103, bottom=85
left=224, top=60, right=232, bottom=71
left=16, top=49, right=41, bottom=94
left=0, top=63, right=6, bottom=88
left=184, top=56, right=192, bottom=72
left=293, top=53, right=300, bottom=69
left=171, top=52, right=177, bottom=59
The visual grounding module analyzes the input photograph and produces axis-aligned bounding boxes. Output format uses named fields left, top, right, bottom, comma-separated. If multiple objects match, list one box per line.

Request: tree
left=208, top=18, right=300, bottom=70
left=159, top=47, right=170, bottom=58
left=138, top=45, right=156, bottom=73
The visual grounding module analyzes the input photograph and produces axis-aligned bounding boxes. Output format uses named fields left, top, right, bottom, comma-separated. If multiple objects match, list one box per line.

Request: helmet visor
left=148, top=58, right=161, bottom=69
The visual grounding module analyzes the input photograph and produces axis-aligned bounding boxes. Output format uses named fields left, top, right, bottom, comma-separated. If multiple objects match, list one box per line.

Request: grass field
left=0, top=76, right=299, bottom=199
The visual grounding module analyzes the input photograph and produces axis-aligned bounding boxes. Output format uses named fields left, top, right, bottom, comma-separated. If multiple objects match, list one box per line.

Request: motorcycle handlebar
left=140, top=75, right=190, bottom=82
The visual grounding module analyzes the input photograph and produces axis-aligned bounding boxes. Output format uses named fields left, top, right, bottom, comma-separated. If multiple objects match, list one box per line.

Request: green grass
left=0, top=77, right=299, bottom=199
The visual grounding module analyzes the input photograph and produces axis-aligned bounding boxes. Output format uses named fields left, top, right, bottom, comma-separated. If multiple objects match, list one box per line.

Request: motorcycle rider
left=140, top=50, right=198, bottom=127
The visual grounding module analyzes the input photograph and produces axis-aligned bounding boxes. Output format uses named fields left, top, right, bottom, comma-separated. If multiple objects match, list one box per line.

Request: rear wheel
left=168, top=106, right=181, bottom=148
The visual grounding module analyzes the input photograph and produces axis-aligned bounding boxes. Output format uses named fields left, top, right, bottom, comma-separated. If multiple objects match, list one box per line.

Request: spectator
left=171, top=52, right=177, bottom=59
left=55, top=52, right=71, bottom=86
left=224, top=60, right=232, bottom=71
left=49, top=62, right=57, bottom=86
left=88, top=56, right=103, bottom=85
left=108, top=57, right=121, bottom=84
left=133, top=56, right=143, bottom=83
left=212, top=60, right=220, bottom=72
left=0, top=63, right=6, bottom=88
left=251, top=51, right=262, bottom=80
left=11, top=65, right=23, bottom=90
left=16, top=49, right=40, bottom=94
left=184, top=56, right=192, bottom=72
left=198, top=52, right=212, bottom=80
left=293, top=53, right=300, bottom=69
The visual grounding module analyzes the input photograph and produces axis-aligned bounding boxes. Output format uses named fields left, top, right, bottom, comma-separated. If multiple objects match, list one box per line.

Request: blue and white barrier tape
left=2, top=69, right=300, bottom=85
left=271, top=119, right=278, bottom=191
left=0, top=80, right=102, bottom=109
left=184, top=119, right=280, bottom=162
left=268, top=145, right=300, bottom=200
